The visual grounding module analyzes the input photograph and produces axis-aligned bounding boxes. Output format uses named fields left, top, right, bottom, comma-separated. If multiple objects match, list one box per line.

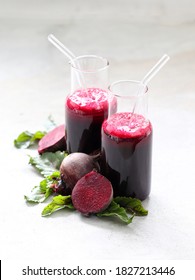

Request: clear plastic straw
left=48, top=34, right=76, bottom=61
left=142, top=54, right=170, bottom=85
left=48, top=34, right=85, bottom=88
left=131, top=54, right=170, bottom=116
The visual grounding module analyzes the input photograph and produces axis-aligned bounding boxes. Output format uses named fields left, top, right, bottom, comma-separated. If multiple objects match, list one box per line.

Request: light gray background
left=0, top=0, right=195, bottom=260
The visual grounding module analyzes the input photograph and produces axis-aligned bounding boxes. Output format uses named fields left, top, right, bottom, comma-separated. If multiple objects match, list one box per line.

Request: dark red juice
left=101, top=112, right=152, bottom=200
left=65, top=88, right=110, bottom=154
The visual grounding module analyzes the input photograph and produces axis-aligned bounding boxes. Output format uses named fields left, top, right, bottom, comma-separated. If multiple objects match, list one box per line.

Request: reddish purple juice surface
left=101, top=112, right=152, bottom=200
left=65, top=88, right=109, bottom=154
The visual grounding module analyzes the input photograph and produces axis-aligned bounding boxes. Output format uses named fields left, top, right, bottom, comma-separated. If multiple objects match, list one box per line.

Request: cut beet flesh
left=38, top=124, right=66, bottom=154
left=72, top=170, right=113, bottom=215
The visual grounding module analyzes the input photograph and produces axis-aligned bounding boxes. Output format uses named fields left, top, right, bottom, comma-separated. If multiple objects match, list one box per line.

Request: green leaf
left=97, top=201, right=135, bottom=224
left=114, top=197, right=148, bottom=216
left=42, top=195, right=74, bottom=216
left=24, top=185, right=53, bottom=203
left=44, top=115, right=57, bottom=131
left=24, top=171, right=60, bottom=203
left=30, top=131, right=47, bottom=142
left=14, top=130, right=46, bottom=149
left=13, top=116, right=57, bottom=149
left=29, top=151, right=67, bottom=177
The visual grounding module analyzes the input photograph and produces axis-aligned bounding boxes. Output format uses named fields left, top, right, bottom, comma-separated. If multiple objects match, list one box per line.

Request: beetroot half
left=38, top=124, right=66, bottom=154
left=72, top=171, right=113, bottom=215
left=60, top=152, right=100, bottom=194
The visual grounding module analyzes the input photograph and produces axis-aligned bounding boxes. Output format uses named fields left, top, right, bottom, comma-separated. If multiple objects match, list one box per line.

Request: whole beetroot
left=72, top=170, right=113, bottom=215
left=59, top=152, right=100, bottom=194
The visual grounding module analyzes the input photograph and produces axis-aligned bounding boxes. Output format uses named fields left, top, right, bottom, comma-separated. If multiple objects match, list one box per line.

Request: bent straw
left=48, top=34, right=85, bottom=88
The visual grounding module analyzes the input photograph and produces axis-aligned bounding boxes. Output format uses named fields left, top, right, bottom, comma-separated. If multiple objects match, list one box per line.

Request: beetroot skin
left=38, top=124, right=66, bottom=154
left=60, top=153, right=100, bottom=193
left=72, top=170, right=113, bottom=215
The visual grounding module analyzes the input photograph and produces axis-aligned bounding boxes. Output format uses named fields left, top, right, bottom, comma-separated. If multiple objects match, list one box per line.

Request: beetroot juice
left=65, top=87, right=109, bottom=154
left=101, top=112, right=152, bottom=200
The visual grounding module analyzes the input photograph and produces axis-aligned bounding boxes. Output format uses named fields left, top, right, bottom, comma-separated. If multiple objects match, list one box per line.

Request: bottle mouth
left=70, top=55, right=109, bottom=73
left=108, top=80, right=148, bottom=98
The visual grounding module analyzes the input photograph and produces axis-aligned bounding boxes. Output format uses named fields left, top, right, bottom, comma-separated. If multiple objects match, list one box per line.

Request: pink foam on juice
left=66, top=87, right=109, bottom=115
left=103, top=112, right=152, bottom=139
left=65, top=87, right=111, bottom=154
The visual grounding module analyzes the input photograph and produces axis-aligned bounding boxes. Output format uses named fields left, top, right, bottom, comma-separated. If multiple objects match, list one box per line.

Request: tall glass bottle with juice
left=65, top=55, right=110, bottom=154
left=101, top=80, right=152, bottom=200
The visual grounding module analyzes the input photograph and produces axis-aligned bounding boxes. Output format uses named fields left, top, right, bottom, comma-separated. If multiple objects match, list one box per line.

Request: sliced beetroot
left=72, top=170, right=113, bottom=215
left=38, top=124, right=66, bottom=154
left=60, top=152, right=100, bottom=193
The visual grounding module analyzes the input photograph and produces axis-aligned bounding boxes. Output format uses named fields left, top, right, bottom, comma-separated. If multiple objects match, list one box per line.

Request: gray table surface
left=0, top=0, right=195, bottom=260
